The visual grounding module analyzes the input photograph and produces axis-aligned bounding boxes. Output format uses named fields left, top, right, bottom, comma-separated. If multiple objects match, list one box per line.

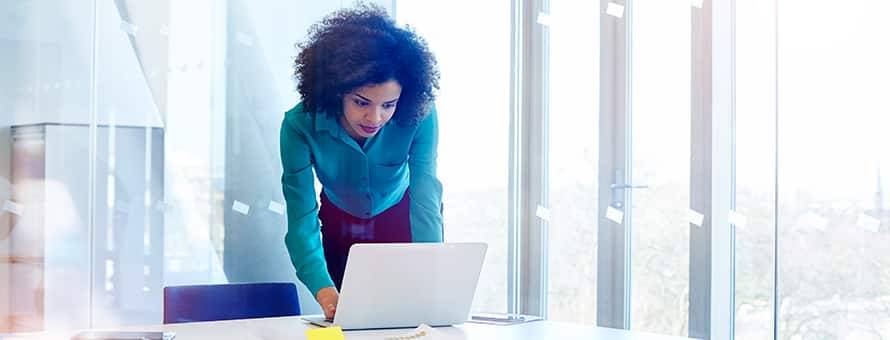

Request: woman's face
left=340, top=79, right=402, bottom=141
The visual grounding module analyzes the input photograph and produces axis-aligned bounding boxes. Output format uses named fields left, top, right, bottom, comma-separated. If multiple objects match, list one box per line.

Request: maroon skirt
left=318, top=189, right=412, bottom=290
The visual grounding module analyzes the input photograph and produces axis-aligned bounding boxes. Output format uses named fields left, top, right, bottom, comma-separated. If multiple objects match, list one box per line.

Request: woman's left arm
left=408, top=105, right=444, bottom=242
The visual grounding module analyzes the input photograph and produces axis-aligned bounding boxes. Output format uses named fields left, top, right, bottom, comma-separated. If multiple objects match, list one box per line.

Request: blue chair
left=163, top=282, right=301, bottom=324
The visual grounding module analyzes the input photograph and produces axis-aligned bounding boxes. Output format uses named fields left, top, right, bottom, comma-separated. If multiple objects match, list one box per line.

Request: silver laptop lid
left=332, top=242, right=487, bottom=330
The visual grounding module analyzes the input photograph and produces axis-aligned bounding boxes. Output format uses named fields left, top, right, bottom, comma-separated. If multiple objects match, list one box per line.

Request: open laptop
left=302, top=242, right=487, bottom=330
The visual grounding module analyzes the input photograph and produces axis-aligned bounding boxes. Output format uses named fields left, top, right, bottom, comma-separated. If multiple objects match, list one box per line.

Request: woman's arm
left=408, top=105, right=444, bottom=242
left=279, top=116, right=336, bottom=296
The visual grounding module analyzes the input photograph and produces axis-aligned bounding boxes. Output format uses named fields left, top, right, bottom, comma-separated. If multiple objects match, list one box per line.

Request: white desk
left=5, top=316, right=698, bottom=340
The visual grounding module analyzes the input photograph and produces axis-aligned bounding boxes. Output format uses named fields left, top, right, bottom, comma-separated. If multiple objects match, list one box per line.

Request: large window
left=735, top=1, right=890, bottom=339
left=545, top=0, right=600, bottom=324
left=774, top=1, right=890, bottom=338
left=0, top=0, right=394, bottom=332
left=395, top=0, right=511, bottom=313
left=628, top=0, right=691, bottom=335
left=5, top=1, right=890, bottom=338
left=735, top=0, right=777, bottom=339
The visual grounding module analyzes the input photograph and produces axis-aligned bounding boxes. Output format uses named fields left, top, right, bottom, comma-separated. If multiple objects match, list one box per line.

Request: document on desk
left=468, top=313, right=542, bottom=326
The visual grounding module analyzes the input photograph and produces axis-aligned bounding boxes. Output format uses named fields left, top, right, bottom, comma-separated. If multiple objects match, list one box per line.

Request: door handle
left=610, top=183, right=648, bottom=209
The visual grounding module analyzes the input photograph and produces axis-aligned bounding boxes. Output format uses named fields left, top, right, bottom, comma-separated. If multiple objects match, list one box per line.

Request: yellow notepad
left=305, top=326, right=345, bottom=340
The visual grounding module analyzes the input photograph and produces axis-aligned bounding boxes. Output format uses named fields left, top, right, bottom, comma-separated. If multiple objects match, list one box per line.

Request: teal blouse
left=279, top=102, right=444, bottom=295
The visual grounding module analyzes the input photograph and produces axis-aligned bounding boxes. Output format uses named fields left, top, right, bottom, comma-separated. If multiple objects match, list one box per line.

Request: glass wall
left=2, top=0, right=96, bottom=331
left=735, top=0, right=890, bottom=338
left=545, top=0, right=600, bottom=324
left=628, top=0, right=691, bottom=335
left=396, top=0, right=511, bottom=314
left=1, top=0, right=396, bottom=332
left=775, top=0, right=890, bottom=338
left=5, top=0, right=890, bottom=337
left=735, top=0, right=777, bottom=339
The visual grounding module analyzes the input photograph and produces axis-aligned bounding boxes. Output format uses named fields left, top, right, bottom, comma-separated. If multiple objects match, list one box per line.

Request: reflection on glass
left=2, top=0, right=396, bottom=332
left=1, top=0, right=95, bottom=332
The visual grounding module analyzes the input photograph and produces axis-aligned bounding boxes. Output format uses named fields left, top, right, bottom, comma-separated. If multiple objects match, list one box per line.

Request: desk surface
left=5, top=316, right=698, bottom=340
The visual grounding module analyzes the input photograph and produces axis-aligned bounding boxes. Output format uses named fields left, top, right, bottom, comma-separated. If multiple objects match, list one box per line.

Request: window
left=628, top=0, right=692, bottom=335
left=2, top=0, right=96, bottom=331
left=775, top=1, right=890, bottom=338
left=7, top=1, right=890, bottom=337
left=545, top=0, right=601, bottom=324
left=396, top=0, right=511, bottom=313
left=0, top=0, right=396, bottom=331
left=734, top=0, right=777, bottom=338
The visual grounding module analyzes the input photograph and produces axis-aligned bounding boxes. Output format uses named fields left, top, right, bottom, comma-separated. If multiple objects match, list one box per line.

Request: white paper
left=119, top=21, right=139, bottom=35
left=232, top=200, right=250, bottom=215
left=3, top=200, right=23, bottom=216
left=857, top=213, right=881, bottom=233
left=728, top=210, right=747, bottom=228
left=536, top=12, right=552, bottom=27
left=159, top=24, right=169, bottom=36
left=383, top=324, right=438, bottom=340
left=268, top=201, right=285, bottom=215
left=606, top=3, right=625, bottom=18
left=687, top=209, right=704, bottom=227
left=691, top=0, right=704, bottom=8
left=534, top=205, right=552, bottom=221
left=236, top=32, right=254, bottom=46
left=606, top=206, right=624, bottom=224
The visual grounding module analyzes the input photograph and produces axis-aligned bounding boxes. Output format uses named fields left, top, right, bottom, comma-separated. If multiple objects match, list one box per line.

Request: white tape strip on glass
left=606, top=2, right=625, bottom=18
left=232, top=200, right=251, bottom=215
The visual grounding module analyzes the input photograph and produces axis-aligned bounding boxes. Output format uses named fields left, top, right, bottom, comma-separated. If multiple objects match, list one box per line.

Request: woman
left=280, top=4, right=442, bottom=320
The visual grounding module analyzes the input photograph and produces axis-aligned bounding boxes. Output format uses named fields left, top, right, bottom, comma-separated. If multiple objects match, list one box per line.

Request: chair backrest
left=163, top=282, right=300, bottom=324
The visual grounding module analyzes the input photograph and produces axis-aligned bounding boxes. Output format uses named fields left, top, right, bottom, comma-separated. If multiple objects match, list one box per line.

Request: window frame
left=393, top=0, right=745, bottom=337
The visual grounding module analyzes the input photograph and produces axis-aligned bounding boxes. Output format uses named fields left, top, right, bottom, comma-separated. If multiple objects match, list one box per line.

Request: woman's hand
left=316, top=286, right=339, bottom=320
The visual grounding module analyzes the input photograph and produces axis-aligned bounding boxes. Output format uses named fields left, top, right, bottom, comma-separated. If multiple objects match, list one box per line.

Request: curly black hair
left=294, top=3, right=439, bottom=126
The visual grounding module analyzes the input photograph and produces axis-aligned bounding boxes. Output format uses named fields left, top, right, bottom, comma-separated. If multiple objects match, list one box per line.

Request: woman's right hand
left=316, top=286, right=339, bottom=320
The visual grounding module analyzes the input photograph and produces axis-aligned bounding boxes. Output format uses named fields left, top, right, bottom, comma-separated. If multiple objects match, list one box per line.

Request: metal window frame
left=596, top=0, right=632, bottom=330
left=88, top=0, right=101, bottom=328
left=507, top=0, right=525, bottom=316
left=689, top=0, right=714, bottom=335
left=509, top=0, right=739, bottom=334
left=509, top=0, right=549, bottom=317
left=525, top=0, right=551, bottom=318
left=772, top=2, right=780, bottom=339
left=708, top=0, right=736, bottom=338
left=589, top=0, right=737, bottom=336
left=688, top=0, right=736, bottom=338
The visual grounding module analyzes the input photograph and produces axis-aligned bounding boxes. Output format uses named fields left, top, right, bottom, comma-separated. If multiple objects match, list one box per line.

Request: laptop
left=303, top=242, right=487, bottom=330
